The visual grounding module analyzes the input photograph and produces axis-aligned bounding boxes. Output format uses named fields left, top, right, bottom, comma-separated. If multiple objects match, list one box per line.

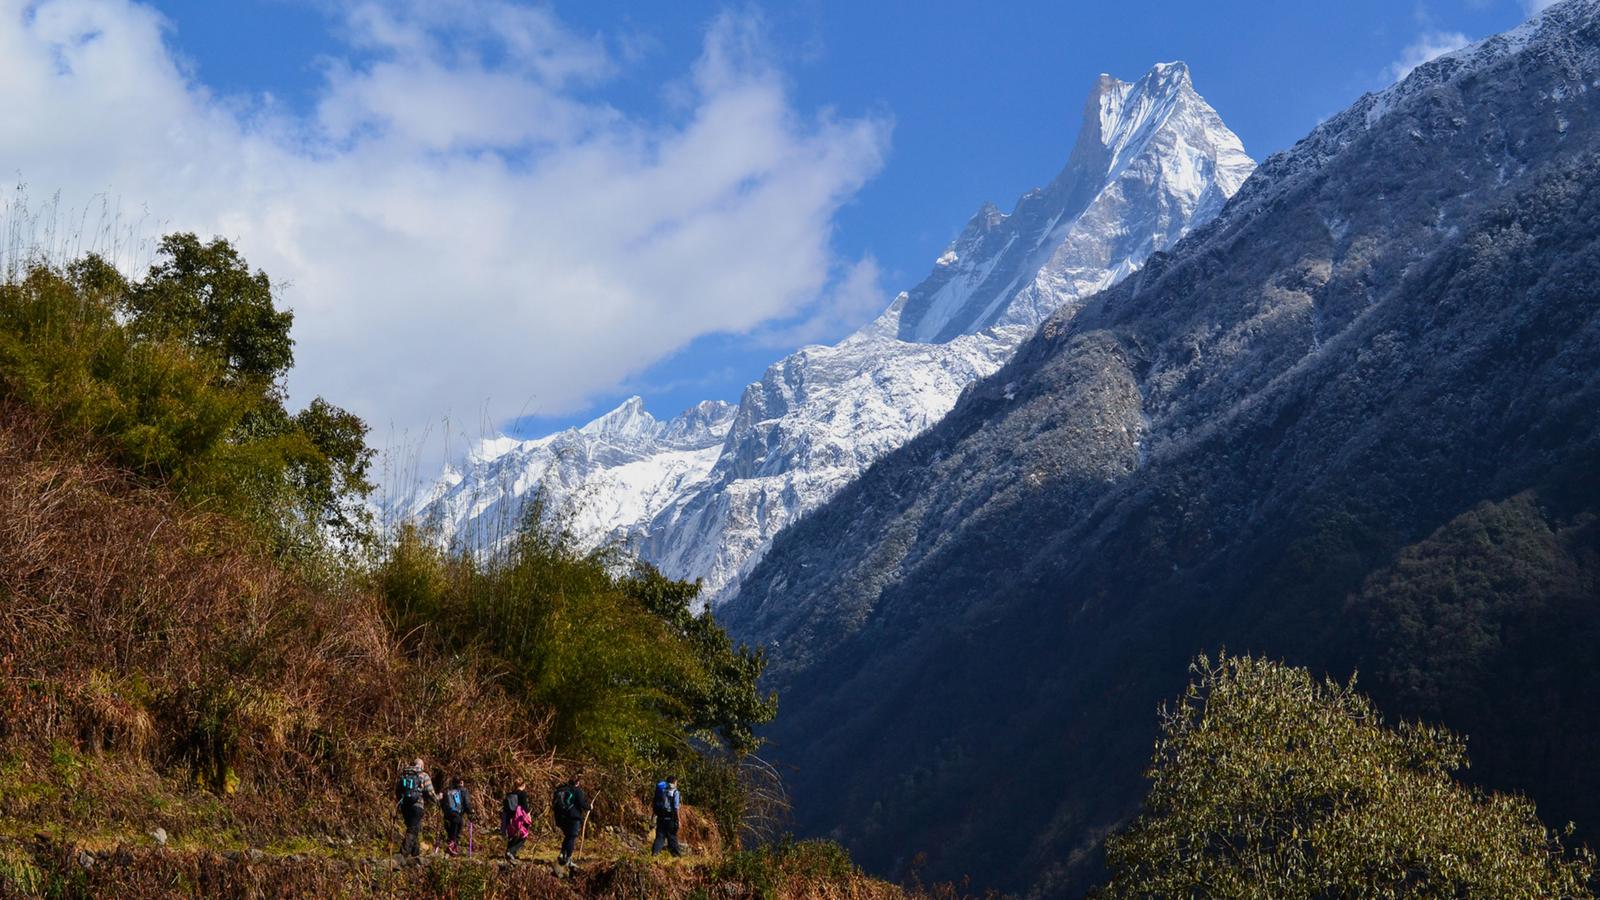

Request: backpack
left=505, top=800, right=531, bottom=839
left=502, top=794, right=528, bottom=838
left=653, top=783, right=674, bottom=816
left=445, top=788, right=465, bottom=815
left=398, top=769, right=424, bottom=804
left=552, top=785, right=579, bottom=819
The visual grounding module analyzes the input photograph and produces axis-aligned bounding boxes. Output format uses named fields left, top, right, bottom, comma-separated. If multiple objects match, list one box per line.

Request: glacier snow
left=403, top=61, right=1256, bottom=605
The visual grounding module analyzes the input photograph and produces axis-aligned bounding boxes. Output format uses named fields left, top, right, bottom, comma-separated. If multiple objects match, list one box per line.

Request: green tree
left=624, top=564, right=778, bottom=756
left=0, top=235, right=374, bottom=550
left=379, top=511, right=777, bottom=766
left=121, top=233, right=294, bottom=388
left=1100, top=653, right=1595, bottom=899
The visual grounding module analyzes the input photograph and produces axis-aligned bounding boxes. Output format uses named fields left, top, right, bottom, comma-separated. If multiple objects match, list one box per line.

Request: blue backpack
left=446, top=788, right=466, bottom=815
left=653, top=782, right=676, bottom=816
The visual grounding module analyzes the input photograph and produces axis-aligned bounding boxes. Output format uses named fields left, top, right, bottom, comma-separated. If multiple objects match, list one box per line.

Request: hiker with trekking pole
left=551, top=772, right=593, bottom=870
left=441, top=776, right=474, bottom=857
left=394, top=758, right=440, bottom=862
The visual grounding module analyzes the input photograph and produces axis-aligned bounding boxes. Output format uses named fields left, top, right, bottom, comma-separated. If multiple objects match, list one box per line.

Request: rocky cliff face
left=410, top=63, right=1252, bottom=601
left=721, top=2, right=1600, bottom=894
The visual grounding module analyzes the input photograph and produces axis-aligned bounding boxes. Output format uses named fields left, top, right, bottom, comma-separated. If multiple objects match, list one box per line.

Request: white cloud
left=0, top=0, right=891, bottom=465
left=746, top=255, right=886, bottom=349
left=1388, top=30, right=1472, bottom=82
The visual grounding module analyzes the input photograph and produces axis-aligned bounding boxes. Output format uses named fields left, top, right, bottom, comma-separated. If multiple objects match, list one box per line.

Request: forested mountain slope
left=721, top=2, right=1600, bottom=894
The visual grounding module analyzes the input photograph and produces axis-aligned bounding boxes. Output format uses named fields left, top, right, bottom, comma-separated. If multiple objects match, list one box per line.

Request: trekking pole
left=576, top=791, right=598, bottom=863
left=468, top=820, right=474, bottom=858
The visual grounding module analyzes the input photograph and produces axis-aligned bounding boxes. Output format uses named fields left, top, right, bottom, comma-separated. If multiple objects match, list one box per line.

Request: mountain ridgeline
left=409, top=61, right=1253, bottom=603
left=721, top=2, right=1600, bottom=895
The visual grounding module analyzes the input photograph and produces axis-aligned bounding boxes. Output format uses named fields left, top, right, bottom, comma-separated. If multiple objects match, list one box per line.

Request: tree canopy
left=0, top=234, right=373, bottom=551
left=1100, top=653, right=1595, bottom=898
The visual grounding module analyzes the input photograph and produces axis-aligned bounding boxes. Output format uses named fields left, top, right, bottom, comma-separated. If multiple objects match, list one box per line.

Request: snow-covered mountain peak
left=406, top=61, right=1254, bottom=604
left=1231, top=0, right=1599, bottom=238
left=466, top=434, right=525, bottom=466
left=1089, top=60, right=1211, bottom=176
left=577, top=395, right=657, bottom=440
left=893, top=61, right=1252, bottom=344
left=660, top=400, right=738, bottom=445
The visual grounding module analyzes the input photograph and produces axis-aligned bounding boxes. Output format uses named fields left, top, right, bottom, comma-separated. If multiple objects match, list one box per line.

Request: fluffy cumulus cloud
left=0, top=0, right=891, bottom=461
left=1388, top=30, right=1472, bottom=82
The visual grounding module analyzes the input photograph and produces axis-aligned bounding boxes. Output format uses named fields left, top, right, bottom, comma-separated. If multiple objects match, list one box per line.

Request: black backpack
left=552, top=785, right=578, bottom=819
left=398, top=770, right=424, bottom=804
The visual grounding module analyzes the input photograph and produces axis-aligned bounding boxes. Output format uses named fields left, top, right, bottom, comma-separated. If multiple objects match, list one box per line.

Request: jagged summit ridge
left=1229, top=0, right=1599, bottom=233
left=893, top=60, right=1252, bottom=343
left=406, top=62, right=1254, bottom=601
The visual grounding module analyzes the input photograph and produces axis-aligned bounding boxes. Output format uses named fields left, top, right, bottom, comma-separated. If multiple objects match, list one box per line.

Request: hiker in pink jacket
left=500, top=780, right=533, bottom=862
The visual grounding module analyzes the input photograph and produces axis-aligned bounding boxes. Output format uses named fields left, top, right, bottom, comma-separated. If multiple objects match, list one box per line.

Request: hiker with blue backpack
left=651, top=775, right=684, bottom=857
left=551, top=772, right=593, bottom=869
left=395, top=758, right=440, bottom=860
left=441, top=777, right=475, bottom=857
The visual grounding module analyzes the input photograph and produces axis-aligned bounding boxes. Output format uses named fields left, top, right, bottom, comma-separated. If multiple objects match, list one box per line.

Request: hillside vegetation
left=0, top=238, right=906, bottom=898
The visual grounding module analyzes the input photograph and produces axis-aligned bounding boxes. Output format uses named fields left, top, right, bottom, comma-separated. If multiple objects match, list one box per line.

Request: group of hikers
left=393, top=758, right=685, bottom=866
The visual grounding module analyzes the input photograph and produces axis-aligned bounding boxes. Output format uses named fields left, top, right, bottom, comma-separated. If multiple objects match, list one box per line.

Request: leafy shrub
left=714, top=838, right=859, bottom=900
left=1100, top=653, right=1596, bottom=897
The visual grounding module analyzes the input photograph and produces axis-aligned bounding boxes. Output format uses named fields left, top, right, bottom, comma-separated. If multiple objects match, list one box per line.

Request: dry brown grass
left=0, top=837, right=918, bottom=900
left=0, top=403, right=941, bottom=898
left=0, top=399, right=556, bottom=846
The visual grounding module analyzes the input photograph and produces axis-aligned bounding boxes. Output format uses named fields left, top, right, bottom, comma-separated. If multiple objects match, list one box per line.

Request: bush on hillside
left=1099, top=653, right=1596, bottom=898
left=378, top=512, right=778, bottom=844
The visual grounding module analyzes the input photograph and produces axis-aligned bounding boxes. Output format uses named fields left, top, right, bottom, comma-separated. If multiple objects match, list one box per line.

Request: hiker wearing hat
left=395, top=757, right=440, bottom=859
left=651, top=775, right=684, bottom=857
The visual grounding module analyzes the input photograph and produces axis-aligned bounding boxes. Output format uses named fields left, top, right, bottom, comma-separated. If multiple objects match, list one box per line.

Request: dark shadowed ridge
left=720, top=1, right=1600, bottom=895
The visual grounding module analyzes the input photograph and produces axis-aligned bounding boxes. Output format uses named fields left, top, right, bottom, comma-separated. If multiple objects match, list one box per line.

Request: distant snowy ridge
left=405, top=61, right=1255, bottom=603
left=404, top=397, right=736, bottom=551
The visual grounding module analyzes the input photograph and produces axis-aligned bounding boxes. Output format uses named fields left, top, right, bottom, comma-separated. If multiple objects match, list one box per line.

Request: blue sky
left=4, top=0, right=1547, bottom=450
left=508, top=0, right=1539, bottom=433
